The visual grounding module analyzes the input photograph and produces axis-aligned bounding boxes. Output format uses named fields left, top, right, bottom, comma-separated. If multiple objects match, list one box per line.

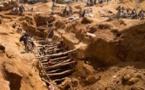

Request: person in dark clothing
left=131, top=9, right=137, bottom=19
left=63, top=5, right=72, bottom=16
left=132, top=9, right=136, bottom=14
left=19, top=32, right=29, bottom=52
left=19, top=5, right=25, bottom=15
left=19, top=31, right=34, bottom=52
left=138, top=9, right=144, bottom=20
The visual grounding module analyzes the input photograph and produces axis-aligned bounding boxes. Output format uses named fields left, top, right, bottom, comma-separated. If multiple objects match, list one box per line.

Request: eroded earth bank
left=0, top=0, right=145, bottom=90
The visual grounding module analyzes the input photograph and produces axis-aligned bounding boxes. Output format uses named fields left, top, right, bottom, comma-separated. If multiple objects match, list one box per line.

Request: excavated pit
left=2, top=3, right=145, bottom=90
left=35, top=39, right=77, bottom=85
left=13, top=10, right=145, bottom=89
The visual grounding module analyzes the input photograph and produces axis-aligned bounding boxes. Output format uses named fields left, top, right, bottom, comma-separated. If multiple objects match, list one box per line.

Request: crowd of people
left=117, top=6, right=144, bottom=19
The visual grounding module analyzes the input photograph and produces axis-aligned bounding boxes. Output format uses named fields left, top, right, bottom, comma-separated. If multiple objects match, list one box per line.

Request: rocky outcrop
left=59, top=77, right=79, bottom=90
left=122, top=74, right=139, bottom=85
left=73, top=61, right=95, bottom=78
left=3, top=63, right=22, bottom=90
left=85, top=75, right=100, bottom=84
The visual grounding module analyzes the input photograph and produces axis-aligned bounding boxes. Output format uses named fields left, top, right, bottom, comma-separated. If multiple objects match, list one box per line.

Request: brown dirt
left=0, top=0, right=145, bottom=90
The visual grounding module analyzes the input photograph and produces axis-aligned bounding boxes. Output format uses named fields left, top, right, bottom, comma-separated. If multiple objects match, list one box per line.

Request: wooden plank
left=44, top=61, right=76, bottom=70
left=47, top=68, right=62, bottom=73
left=40, top=59, right=48, bottom=62
left=40, top=55, right=68, bottom=63
left=47, top=69, right=74, bottom=77
left=38, top=61, right=51, bottom=81
left=46, top=48, right=64, bottom=53
left=45, top=46, right=58, bottom=50
left=37, top=44, right=58, bottom=47
left=41, top=59, right=71, bottom=65
left=50, top=56, right=68, bottom=62
left=53, top=78, right=66, bottom=82
left=37, top=47, right=79, bottom=58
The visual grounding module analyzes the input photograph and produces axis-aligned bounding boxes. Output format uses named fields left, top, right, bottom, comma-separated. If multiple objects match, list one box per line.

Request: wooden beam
left=37, top=44, right=58, bottom=47
left=44, top=61, right=76, bottom=70
left=37, top=46, right=58, bottom=50
left=40, top=55, right=68, bottom=63
left=37, top=61, right=51, bottom=81
left=35, top=40, right=49, bottom=42
left=50, top=56, right=68, bottom=62
left=41, top=78, right=49, bottom=83
left=40, top=56, right=68, bottom=63
left=45, top=46, right=58, bottom=50
left=47, top=69, right=74, bottom=77
left=47, top=68, right=62, bottom=73
left=40, top=59, right=48, bottom=62
left=53, top=78, right=66, bottom=82
left=41, top=59, right=72, bottom=65
left=46, top=48, right=64, bottom=53
left=37, top=47, right=79, bottom=58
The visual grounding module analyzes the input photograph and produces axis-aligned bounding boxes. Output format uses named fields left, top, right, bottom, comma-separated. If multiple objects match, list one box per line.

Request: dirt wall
left=62, top=21, right=145, bottom=65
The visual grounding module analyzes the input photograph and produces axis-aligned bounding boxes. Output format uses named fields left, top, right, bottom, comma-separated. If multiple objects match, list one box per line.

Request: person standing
left=51, top=2, right=56, bottom=14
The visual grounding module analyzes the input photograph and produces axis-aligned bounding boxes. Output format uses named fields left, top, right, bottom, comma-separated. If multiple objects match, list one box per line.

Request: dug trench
left=62, top=19, right=145, bottom=89
left=2, top=12, right=145, bottom=89
left=35, top=39, right=77, bottom=85
left=30, top=14, right=145, bottom=89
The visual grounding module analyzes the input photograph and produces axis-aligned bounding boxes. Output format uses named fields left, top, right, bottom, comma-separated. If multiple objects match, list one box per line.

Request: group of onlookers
left=117, top=6, right=144, bottom=19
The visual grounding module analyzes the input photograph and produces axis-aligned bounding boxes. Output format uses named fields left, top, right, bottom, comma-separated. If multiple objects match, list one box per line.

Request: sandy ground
left=0, top=0, right=145, bottom=90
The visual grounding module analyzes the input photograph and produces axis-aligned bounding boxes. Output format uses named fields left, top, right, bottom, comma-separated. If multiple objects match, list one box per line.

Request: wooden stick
left=41, top=58, right=71, bottom=65
left=46, top=68, right=62, bottom=73
left=35, top=40, right=49, bottom=42
left=47, top=69, right=74, bottom=77
left=53, top=78, right=66, bottom=82
left=44, top=61, right=76, bottom=70
left=50, top=56, right=68, bottom=62
left=40, top=55, right=68, bottom=63
left=37, top=47, right=79, bottom=58
left=46, top=46, right=58, bottom=50
left=50, top=47, right=64, bottom=51
left=38, top=61, right=51, bottom=81
left=46, top=48, right=64, bottom=52
left=37, top=44, right=58, bottom=47
left=41, top=78, right=49, bottom=83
